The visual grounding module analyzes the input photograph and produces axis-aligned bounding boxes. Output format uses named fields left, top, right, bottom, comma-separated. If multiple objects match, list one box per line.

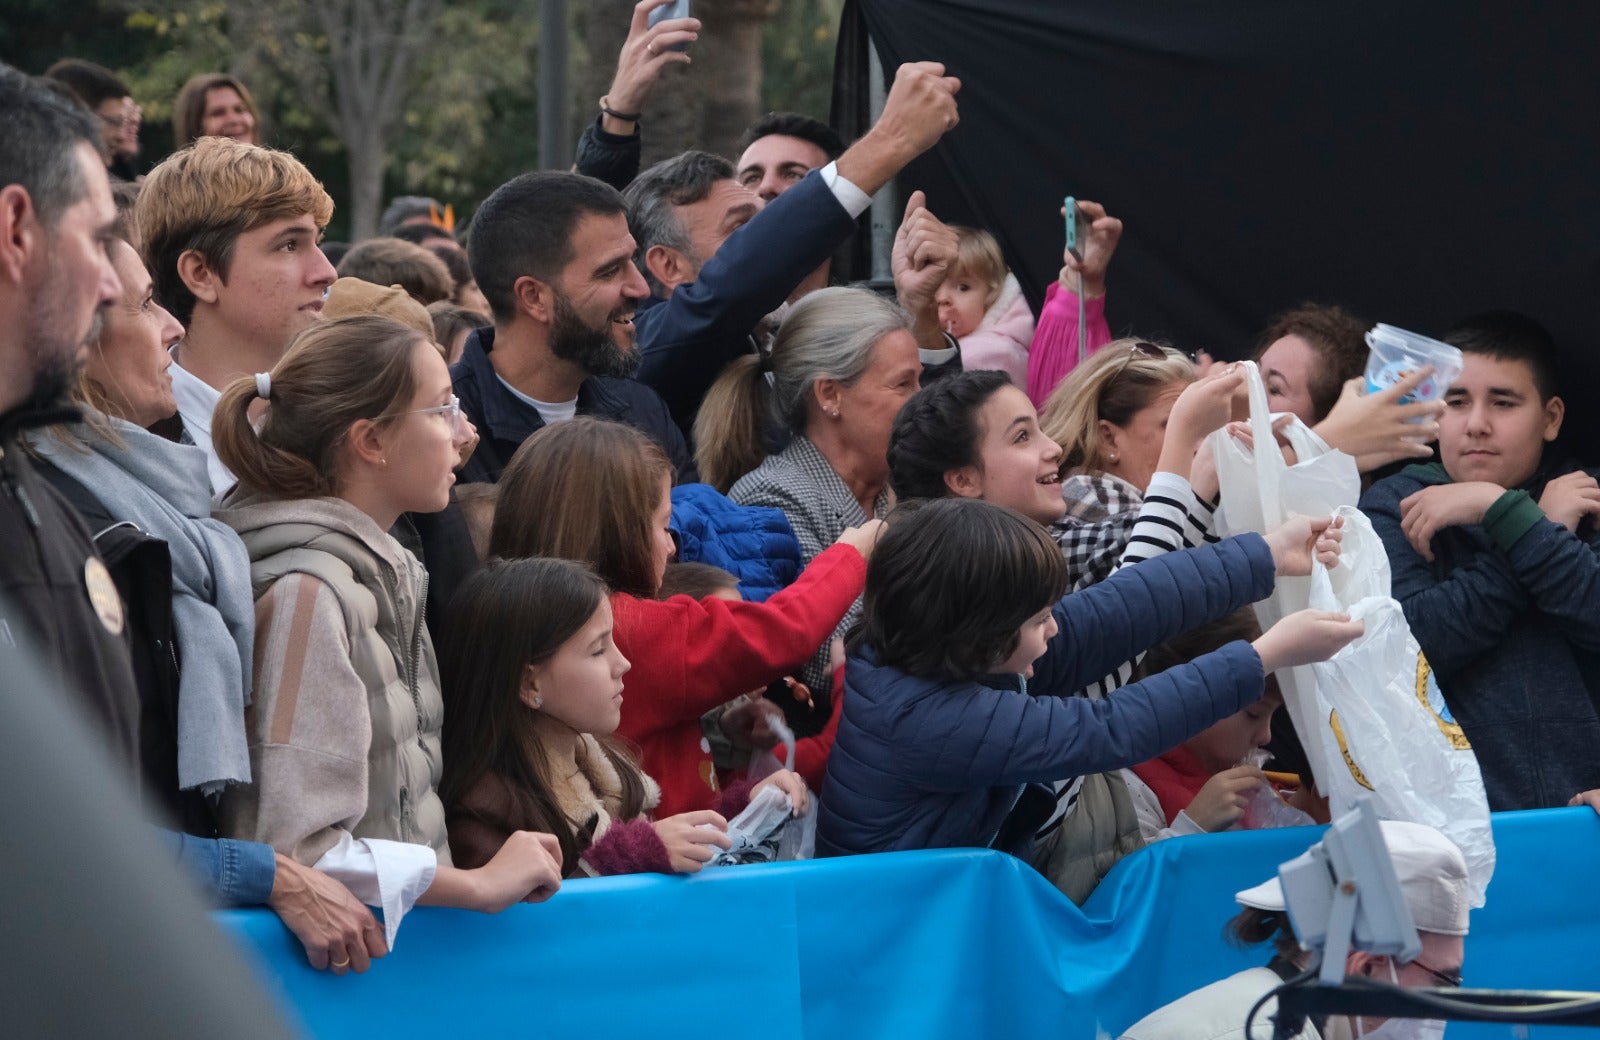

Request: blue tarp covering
left=224, top=808, right=1600, bottom=1039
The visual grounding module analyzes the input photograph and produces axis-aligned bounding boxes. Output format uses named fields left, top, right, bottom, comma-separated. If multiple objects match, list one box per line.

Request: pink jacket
left=1025, top=281, right=1113, bottom=408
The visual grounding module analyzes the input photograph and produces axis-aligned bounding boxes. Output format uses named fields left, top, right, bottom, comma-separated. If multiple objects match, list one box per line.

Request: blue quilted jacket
left=817, top=534, right=1276, bottom=857
left=669, top=483, right=802, bottom=603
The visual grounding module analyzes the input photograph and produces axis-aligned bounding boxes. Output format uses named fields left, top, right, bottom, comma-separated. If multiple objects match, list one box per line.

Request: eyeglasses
left=1410, top=959, right=1463, bottom=989
left=384, top=395, right=467, bottom=437
left=99, top=104, right=142, bottom=130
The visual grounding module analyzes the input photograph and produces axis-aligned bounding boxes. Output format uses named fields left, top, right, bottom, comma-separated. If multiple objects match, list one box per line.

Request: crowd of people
left=5, top=0, right=1599, bottom=1030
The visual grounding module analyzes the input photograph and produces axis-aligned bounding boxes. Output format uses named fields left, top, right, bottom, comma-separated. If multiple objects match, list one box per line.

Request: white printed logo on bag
left=1414, top=653, right=1470, bottom=750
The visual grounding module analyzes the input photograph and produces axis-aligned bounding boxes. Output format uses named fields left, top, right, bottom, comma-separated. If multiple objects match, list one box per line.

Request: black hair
left=1443, top=310, right=1561, bottom=402
left=888, top=370, right=1014, bottom=501
left=43, top=59, right=130, bottom=109
left=736, top=111, right=846, bottom=160
left=393, top=222, right=457, bottom=248
left=854, top=498, right=1067, bottom=680
left=0, top=63, right=105, bottom=227
left=378, top=194, right=441, bottom=236
left=468, top=172, right=627, bottom=323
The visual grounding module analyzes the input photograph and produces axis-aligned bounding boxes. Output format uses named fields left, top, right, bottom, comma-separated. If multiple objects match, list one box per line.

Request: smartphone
left=1063, top=195, right=1087, bottom=262
left=647, top=0, right=692, bottom=52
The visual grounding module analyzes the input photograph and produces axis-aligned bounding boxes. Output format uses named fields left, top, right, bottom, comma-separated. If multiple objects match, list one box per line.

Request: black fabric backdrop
left=833, top=1, right=1600, bottom=456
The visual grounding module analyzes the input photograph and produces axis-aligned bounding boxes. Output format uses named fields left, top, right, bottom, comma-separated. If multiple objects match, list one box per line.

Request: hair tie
left=254, top=373, right=272, bottom=400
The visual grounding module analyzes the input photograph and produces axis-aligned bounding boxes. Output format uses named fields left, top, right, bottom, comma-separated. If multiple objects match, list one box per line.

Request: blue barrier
left=224, top=808, right=1600, bottom=1039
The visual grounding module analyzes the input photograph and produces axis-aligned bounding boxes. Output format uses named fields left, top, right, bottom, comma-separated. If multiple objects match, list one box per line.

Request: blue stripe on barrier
left=221, top=808, right=1600, bottom=1039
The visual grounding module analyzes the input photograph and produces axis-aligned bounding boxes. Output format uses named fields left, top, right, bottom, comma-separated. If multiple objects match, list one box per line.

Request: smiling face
left=951, top=384, right=1065, bottom=524
left=546, top=211, right=649, bottom=373
left=735, top=134, right=830, bottom=203
left=934, top=267, right=995, bottom=339
left=1439, top=353, right=1562, bottom=489
left=994, top=604, right=1059, bottom=678
left=85, top=240, right=183, bottom=426
left=1100, top=381, right=1187, bottom=492
left=200, top=86, right=256, bottom=144
left=203, top=212, right=336, bottom=359
left=523, top=597, right=632, bottom=737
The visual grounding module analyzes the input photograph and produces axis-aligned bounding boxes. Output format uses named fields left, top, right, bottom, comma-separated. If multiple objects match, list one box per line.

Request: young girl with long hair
left=212, top=316, right=564, bottom=959
left=441, top=557, right=802, bottom=874
left=490, top=417, right=879, bottom=819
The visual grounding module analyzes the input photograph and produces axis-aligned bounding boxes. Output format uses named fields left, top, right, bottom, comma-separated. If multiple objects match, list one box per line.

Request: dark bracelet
left=598, top=95, right=642, bottom=123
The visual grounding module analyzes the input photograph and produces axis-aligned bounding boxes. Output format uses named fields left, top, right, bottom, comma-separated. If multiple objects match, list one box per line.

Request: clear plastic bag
left=707, top=784, right=816, bottom=866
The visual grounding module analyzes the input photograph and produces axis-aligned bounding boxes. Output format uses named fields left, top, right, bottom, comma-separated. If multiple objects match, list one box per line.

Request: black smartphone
left=647, top=0, right=692, bottom=52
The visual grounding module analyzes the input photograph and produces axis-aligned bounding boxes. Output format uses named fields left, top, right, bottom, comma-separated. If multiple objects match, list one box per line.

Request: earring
left=1108, top=453, right=1118, bottom=462
left=830, top=409, right=841, bottom=420
left=532, top=695, right=543, bottom=709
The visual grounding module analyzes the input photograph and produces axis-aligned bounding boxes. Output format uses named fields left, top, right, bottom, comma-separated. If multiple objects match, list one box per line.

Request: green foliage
left=760, top=0, right=845, bottom=121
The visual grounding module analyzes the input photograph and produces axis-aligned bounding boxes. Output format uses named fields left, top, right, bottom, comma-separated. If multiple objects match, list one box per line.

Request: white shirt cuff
left=819, top=161, right=873, bottom=219
left=312, top=834, right=438, bottom=950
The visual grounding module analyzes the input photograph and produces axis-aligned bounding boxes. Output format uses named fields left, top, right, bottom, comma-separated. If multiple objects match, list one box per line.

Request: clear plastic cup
left=1364, top=323, right=1464, bottom=405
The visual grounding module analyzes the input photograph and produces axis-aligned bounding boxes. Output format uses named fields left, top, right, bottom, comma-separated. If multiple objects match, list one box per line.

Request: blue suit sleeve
left=154, top=828, right=277, bottom=907
left=1031, top=533, right=1276, bottom=697
left=635, top=172, right=859, bottom=424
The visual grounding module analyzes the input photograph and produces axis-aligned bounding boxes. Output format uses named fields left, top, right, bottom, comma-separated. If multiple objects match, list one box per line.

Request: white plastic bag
left=707, top=784, right=816, bottom=866
left=1306, top=506, right=1495, bottom=905
left=1207, top=361, right=1361, bottom=787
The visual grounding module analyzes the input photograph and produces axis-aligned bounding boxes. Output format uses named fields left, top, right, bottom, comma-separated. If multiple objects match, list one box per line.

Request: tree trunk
left=345, top=120, right=388, bottom=242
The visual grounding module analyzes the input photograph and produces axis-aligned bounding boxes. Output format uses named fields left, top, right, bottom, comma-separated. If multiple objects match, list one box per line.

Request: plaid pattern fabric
left=728, top=434, right=892, bottom=697
left=1054, top=473, right=1147, bottom=591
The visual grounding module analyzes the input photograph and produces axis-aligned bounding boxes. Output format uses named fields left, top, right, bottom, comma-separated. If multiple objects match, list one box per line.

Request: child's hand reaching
left=751, top=768, right=811, bottom=816
left=1252, top=609, right=1364, bottom=673
left=1262, top=514, right=1344, bottom=576
left=653, top=811, right=732, bottom=873
left=1186, top=764, right=1270, bottom=832
left=836, top=518, right=888, bottom=562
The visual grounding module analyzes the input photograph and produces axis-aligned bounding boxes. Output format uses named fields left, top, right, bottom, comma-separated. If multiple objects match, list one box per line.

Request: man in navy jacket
left=454, top=171, right=695, bottom=484
left=626, top=62, right=967, bottom=435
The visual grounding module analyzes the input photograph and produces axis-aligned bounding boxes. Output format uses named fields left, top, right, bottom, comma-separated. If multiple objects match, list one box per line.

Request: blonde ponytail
left=693, top=353, right=768, bottom=493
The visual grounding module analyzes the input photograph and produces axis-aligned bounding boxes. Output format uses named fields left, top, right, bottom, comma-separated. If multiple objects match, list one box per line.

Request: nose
left=1464, top=401, right=1492, bottom=435
left=615, top=650, right=632, bottom=679
left=1042, top=437, right=1063, bottom=464
left=622, top=261, right=650, bottom=300
left=158, top=304, right=184, bottom=347
left=309, top=244, right=338, bottom=288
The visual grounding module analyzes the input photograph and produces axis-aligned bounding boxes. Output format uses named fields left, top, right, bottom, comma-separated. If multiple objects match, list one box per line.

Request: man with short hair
left=626, top=62, right=966, bottom=432
left=0, top=63, right=383, bottom=973
left=734, top=111, right=848, bottom=303
left=43, top=58, right=142, bottom=180
left=1360, top=311, right=1600, bottom=810
left=454, top=170, right=694, bottom=484
left=137, top=136, right=338, bottom=491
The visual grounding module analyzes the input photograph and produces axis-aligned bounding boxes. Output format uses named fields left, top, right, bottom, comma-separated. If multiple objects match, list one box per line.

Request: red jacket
left=612, top=543, right=865, bottom=818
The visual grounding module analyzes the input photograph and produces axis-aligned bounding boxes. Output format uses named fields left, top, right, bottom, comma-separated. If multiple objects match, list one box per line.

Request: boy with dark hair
left=1359, top=310, right=1600, bottom=810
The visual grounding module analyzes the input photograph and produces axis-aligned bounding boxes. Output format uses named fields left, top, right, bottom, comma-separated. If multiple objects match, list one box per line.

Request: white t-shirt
left=496, top=375, right=577, bottom=426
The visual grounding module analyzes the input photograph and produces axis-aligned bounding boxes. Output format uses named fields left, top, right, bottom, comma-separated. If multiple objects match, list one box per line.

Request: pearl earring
left=532, top=695, right=543, bottom=709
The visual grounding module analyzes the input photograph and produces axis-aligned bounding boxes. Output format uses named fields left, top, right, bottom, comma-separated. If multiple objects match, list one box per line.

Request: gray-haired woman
left=693, top=287, right=921, bottom=721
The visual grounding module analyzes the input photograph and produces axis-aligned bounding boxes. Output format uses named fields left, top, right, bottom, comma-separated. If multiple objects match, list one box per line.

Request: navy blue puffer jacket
left=817, top=534, right=1276, bottom=858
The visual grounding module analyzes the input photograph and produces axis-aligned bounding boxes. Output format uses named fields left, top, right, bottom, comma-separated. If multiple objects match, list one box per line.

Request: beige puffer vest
left=225, top=495, right=450, bottom=864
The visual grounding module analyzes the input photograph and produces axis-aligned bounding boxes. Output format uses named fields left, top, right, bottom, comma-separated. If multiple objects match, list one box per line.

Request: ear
left=1096, top=418, right=1124, bottom=460
left=812, top=376, right=844, bottom=421
left=344, top=417, right=389, bottom=471
left=0, top=184, right=41, bottom=286
left=643, top=244, right=690, bottom=294
left=943, top=465, right=984, bottom=500
left=511, top=274, right=555, bottom=324
left=1346, top=950, right=1380, bottom=977
left=518, top=662, right=544, bottom=709
left=1541, top=394, right=1565, bottom=442
left=177, top=248, right=221, bottom=306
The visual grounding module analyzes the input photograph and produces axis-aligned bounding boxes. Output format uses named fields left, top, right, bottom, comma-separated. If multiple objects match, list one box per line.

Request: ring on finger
left=647, top=41, right=657, bottom=55
left=331, top=954, right=351, bottom=968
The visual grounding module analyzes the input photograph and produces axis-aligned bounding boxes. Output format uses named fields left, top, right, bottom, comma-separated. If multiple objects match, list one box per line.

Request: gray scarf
left=28, top=416, right=254, bottom=794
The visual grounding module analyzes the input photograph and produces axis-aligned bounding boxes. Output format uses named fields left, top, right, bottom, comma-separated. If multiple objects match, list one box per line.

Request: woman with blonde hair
left=211, top=315, right=565, bottom=959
